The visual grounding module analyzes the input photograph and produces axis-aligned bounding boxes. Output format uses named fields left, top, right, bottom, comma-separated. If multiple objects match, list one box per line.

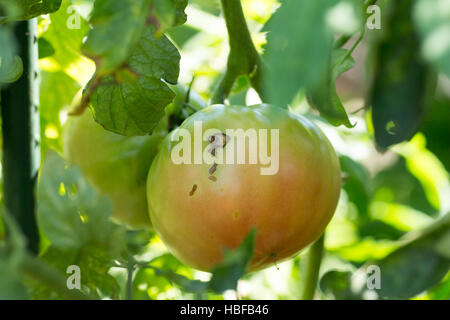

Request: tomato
left=63, top=84, right=207, bottom=229
left=63, top=110, right=161, bottom=229
left=146, top=104, right=341, bottom=272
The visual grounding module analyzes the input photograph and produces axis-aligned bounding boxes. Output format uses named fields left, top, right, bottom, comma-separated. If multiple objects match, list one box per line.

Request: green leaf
left=151, top=0, right=188, bottom=32
left=149, top=266, right=208, bottom=294
left=373, top=157, right=439, bottom=216
left=38, top=37, right=55, bottom=59
left=413, top=0, right=450, bottom=77
left=0, top=252, right=29, bottom=300
left=339, top=155, right=372, bottom=223
left=89, top=27, right=180, bottom=136
left=133, top=253, right=202, bottom=298
left=0, top=210, right=28, bottom=300
left=171, top=0, right=188, bottom=27
left=38, top=151, right=126, bottom=255
left=263, top=0, right=336, bottom=106
left=320, top=270, right=360, bottom=300
left=31, top=245, right=120, bottom=299
left=370, top=0, right=437, bottom=149
left=28, top=247, right=78, bottom=300
left=38, top=152, right=90, bottom=249
left=321, top=213, right=450, bottom=299
left=208, top=228, right=257, bottom=293
left=0, top=56, right=23, bottom=84
left=82, top=0, right=151, bottom=76
left=134, top=229, right=257, bottom=296
left=36, top=152, right=127, bottom=298
left=308, top=49, right=354, bottom=127
left=374, top=213, right=450, bottom=298
left=77, top=246, right=121, bottom=298
left=40, top=71, right=81, bottom=151
left=0, top=0, right=62, bottom=21
left=359, top=221, right=405, bottom=242
left=0, top=26, right=23, bottom=84
left=40, top=0, right=90, bottom=71
left=81, top=0, right=185, bottom=136
left=421, top=99, right=450, bottom=173
left=427, top=274, right=450, bottom=300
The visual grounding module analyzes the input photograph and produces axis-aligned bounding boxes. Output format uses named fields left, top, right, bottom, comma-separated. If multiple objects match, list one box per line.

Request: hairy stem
left=301, top=234, right=325, bottom=300
left=211, top=0, right=265, bottom=104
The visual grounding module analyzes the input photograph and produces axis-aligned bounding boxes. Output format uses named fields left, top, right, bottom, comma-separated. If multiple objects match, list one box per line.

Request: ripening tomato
left=147, top=104, right=341, bottom=272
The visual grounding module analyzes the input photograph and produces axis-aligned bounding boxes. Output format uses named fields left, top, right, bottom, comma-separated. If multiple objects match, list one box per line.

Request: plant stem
left=1, top=19, right=40, bottom=254
left=22, top=254, right=92, bottom=300
left=301, top=234, right=325, bottom=300
left=211, top=0, right=265, bottom=104
left=125, top=255, right=135, bottom=300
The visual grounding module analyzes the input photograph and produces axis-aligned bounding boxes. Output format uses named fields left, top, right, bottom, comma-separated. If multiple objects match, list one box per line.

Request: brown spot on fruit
left=209, top=163, right=218, bottom=175
left=208, top=133, right=230, bottom=156
left=189, top=184, right=198, bottom=196
left=208, top=144, right=217, bottom=156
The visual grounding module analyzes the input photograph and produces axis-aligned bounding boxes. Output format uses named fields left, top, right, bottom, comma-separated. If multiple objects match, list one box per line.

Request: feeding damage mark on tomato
left=189, top=184, right=198, bottom=196
left=208, top=163, right=217, bottom=182
left=269, top=252, right=280, bottom=270
left=208, top=133, right=229, bottom=156
left=207, top=133, right=230, bottom=182
left=232, top=211, right=240, bottom=220
left=209, top=163, right=218, bottom=175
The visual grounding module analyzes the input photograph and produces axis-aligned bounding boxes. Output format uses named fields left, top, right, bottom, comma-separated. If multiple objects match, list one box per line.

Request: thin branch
left=211, top=0, right=264, bottom=104
left=69, top=75, right=102, bottom=116
left=301, top=234, right=325, bottom=300
left=334, top=0, right=378, bottom=49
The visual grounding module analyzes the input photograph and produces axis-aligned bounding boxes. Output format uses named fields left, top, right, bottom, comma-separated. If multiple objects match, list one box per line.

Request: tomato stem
left=301, top=233, right=325, bottom=300
left=125, top=253, right=136, bottom=300
left=211, top=0, right=266, bottom=104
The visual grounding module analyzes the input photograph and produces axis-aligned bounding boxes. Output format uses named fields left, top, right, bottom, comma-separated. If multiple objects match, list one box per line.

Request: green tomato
left=147, top=104, right=341, bottom=272
left=63, top=84, right=207, bottom=229
left=63, top=110, right=163, bottom=229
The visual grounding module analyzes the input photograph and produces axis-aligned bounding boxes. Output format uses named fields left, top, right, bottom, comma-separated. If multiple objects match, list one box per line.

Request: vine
left=211, top=0, right=266, bottom=104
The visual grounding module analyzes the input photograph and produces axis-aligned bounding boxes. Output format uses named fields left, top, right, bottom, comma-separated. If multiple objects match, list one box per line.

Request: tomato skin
left=147, top=104, right=341, bottom=272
